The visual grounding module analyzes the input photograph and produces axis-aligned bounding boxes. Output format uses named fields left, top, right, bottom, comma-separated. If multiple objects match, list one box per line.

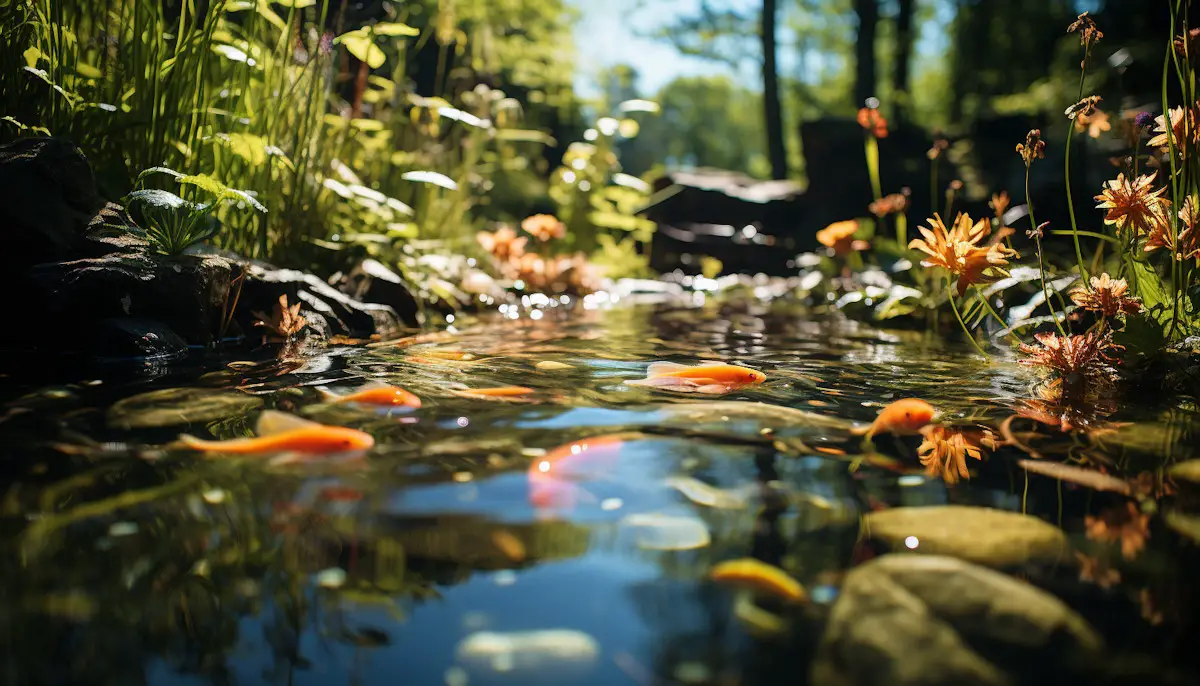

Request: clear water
left=1, top=298, right=1197, bottom=685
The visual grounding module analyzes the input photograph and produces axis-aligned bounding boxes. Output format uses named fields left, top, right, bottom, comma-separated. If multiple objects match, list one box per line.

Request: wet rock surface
left=811, top=554, right=1103, bottom=686
left=92, top=318, right=188, bottom=361
left=862, top=505, right=1071, bottom=567
left=0, top=137, right=105, bottom=270
left=337, top=258, right=421, bottom=327
left=237, top=264, right=402, bottom=340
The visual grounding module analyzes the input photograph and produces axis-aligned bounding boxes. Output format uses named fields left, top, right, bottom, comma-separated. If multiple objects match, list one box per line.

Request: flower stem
left=1027, top=165, right=1069, bottom=336
left=1064, top=66, right=1089, bottom=281
left=948, top=278, right=988, bottom=357
left=896, top=212, right=907, bottom=248
left=865, top=135, right=882, bottom=201
left=974, top=287, right=1020, bottom=344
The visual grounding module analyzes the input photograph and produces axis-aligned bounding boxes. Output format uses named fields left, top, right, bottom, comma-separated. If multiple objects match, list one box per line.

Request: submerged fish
left=450, top=386, right=535, bottom=401
left=710, top=558, right=807, bottom=603
left=318, top=382, right=422, bottom=409
left=178, top=410, right=374, bottom=458
left=625, top=361, right=766, bottom=394
left=851, top=398, right=937, bottom=440
left=528, top=434, right=632, bottom=509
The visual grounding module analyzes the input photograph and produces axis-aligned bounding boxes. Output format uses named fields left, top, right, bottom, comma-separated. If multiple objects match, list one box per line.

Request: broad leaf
left=372, top=22, right=419, bottom=37
left=336, top=29, right=386, bottom=69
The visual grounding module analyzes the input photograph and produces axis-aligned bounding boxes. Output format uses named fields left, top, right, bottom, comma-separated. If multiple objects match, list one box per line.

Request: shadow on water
left=1, top=300, right=1199, bottom=685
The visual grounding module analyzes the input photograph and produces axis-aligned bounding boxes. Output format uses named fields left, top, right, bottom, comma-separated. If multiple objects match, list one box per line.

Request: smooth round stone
left=862, top=505, right=1070, bottom=567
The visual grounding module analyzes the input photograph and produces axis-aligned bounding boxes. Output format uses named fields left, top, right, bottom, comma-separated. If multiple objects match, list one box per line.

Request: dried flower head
left=1067, top=11, right=1103, bottom=48
left=1177, top=196, right=1200, bottom=260
left=989, top=191, right=1011, bottom=221
left=908, top=212, right=1018, bottom=296
left=1149, top=105, right=1200, bottom=159
left=1065, top=95, right=1103, bottom=121
left=856, top=107, right=889, bottom=138
left=1018, top=330, right=1122, bottom=405
left=1095, top=171, right=1170, bottom=235
left=477, top=226, right=527, bottom=262
left=1174, top=27, right=1200, bottom=57
left=817, top=219, right=869, bottom=256
left=521, top=214, right=566, bottom=242
left=927, top=135, right=949, bottom=160
left=252, top=294, right=307, bottom=342
left=1074, top=109, right=1111, bottom=139
left=916, top=426, right=990, bottom=484
left=1086, top=502, right=1150, bottom=560
left=868, top=192, right=910, bottom=218
left=1017, top=129, right=1046, bottom=166
left=1069, top=273, right=1143, bottom=318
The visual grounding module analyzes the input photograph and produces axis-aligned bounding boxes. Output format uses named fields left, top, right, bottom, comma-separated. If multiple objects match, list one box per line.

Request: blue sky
left=570, top=0, right=760, bottom=99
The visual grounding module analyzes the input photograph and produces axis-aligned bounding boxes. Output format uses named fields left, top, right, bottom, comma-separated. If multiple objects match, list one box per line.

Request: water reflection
left=1, top=302, right=1199, bottom=684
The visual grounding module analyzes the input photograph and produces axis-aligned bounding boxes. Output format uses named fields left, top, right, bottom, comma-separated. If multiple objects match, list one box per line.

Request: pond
left=1, top=294, right=1198, bottom=686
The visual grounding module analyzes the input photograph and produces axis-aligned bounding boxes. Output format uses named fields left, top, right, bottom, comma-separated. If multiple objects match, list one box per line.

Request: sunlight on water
left=1, top=301, right=1197, bottom=685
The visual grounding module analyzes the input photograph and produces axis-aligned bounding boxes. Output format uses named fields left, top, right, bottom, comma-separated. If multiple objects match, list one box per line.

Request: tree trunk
left=761, top=0, right=788, bottom=179
left=892, top=0, right=916, bottom=126
left=852, top=0, right=879, bottom=108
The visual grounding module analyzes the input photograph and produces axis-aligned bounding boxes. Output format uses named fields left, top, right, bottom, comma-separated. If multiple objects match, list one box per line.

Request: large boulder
left=20, top=253, right=234, bottom=347
left=338, top=258, right=421, bottom=327
left=0, top=137, right=105, bottom=270
left=236, top=264, right=402, bottom=340
left=862, top=505, right=1071, bottom=568
left=811, top=554, right=1103, bottom=686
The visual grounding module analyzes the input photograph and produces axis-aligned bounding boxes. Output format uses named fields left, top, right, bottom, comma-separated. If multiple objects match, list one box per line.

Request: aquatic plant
left=1069, top=273, right=1143, bottom=320
left=253, top=295, right=308, bottom=343
left=916, top=425, right=992, bottom=485
left=1018, top=330, right=1122, bottom=405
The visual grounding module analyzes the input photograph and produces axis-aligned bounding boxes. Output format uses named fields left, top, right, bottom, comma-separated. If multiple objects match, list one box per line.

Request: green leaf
left=274, top=0, right=316, bottom=6
left=336, top=29, right=386, bottom=69
left=217, top=132, right=268, bottom=166
left=22, top=47, right=42, bottom=69
left=372, top=22, right=419, bottom=37
left=495, top=129, right=557, bottom=145
left=1128, top=257, right=1171, bottom=326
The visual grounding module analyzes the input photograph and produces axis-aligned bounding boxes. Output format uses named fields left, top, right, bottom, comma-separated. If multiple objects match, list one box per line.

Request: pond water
left=1, top=295, right=1198, bottom=685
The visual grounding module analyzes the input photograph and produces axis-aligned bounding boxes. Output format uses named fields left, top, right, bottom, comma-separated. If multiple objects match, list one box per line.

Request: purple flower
left=1134, top=111, right=1155, bottom=129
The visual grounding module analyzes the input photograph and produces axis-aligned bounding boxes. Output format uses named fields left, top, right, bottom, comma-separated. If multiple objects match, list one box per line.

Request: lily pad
left=107, top=387, right=263, bottom=429
left=862, top=506, right=1070, bottom=567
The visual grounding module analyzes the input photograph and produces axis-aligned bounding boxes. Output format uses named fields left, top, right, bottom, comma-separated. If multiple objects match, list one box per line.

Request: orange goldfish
left=625, top=361, right=766, bottom=394
left=318, top=382, right=421, bottom=409
left=178, top=410, right=374, bottom=457
left=851, top=398, right=937, bottom=440
left=450, top=386, right=535, bottom=401
left=528, top=434, right=631, bottom=509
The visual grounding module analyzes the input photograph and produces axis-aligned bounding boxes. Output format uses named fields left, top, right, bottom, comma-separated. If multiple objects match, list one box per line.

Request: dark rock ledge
left=0, top=136, right=420, bottom=362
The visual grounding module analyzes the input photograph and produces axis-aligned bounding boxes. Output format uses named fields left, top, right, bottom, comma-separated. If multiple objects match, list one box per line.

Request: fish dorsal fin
left=646, top=361, right=692, bottom=376
left=256, top=410, right=321, bottom=436
left=693, top=360, right=729, bottom=367
left=354, top=379, right=394, bottom=391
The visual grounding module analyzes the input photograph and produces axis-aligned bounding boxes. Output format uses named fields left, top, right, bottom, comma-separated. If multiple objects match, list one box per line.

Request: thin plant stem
left=865, top=135, right=882, bottom=201
left=973, top=287, right=1020, bottom=344
left=1026, top=164, right=1069, bottom=334
left=1064, top=70, right=1089, bottom=280
left=948, top=278, right=988, bottom=357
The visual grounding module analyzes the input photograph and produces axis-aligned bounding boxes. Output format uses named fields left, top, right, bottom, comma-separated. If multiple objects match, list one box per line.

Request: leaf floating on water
left=456, top=630, right=600, bottom=672
left=664, top=475, right=749, bottom=510
left=711, top=558, right=807, bottom=603
left=1018, top=460, right=1131, bottom=496
left=107, top=388, right=263, bottom=429
left=621, top=512, right=711, bottom=551
left=536, top=360, right=574, bottom=371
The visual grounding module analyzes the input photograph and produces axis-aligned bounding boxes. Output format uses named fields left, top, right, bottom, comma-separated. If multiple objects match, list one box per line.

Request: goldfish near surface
left=625, top=362, right=766, bottom=394
left=851, top=398, right=937, bottom=440
left=178, top=410, right=374, bottom=462
left=318, top=382, right=422, bottom=409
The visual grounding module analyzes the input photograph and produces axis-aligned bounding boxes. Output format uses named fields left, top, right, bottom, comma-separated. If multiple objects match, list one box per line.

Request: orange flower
left=1067, top=11, right=1103, bottom=48
left=908, top=212, right=1017, bottom=295
left=989, top=191, right=1011, bottom=221
left=521, top=214, right=566, bottom=242
left=1018, top=330, right=1122, bottom=405
left=1074, top=109, right=1111, bottom=139
left=1095, top=171, right=1170, bottom=235
left=1075, top=552, right=1120, bottom=589
left=1086, top=502, right=1149, bottom=560
left=1069, top=273, right=1143, bottom=317
left=477, top=226, right=527, bottom=262
left=1149, top=105, right=1200, bottom=159
left=868, top=191, right=910, bottom=218
left=817, top=220, right=868, bottom=256
left=916, top=426, right=990, bottom=485
left=1178, top=196, right=1200, bottom=259
left=856, top=107, right=888, bottom=138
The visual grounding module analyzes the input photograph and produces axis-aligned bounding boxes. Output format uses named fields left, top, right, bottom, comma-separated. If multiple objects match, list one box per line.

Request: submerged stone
left=811, top=554, right=1103, bottom=686
left=862, top=506, right=1070, bottom=567
left=621, top=512, right=711, bottom=551
left=107, top=387, right=263, bottom=429
left=455, top=629, right=599, bottom=673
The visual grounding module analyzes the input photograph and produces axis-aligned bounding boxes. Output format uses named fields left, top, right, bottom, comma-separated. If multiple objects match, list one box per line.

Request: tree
left=892, top=0, right=916, bottom=125
left=852, top=0, right=879, bottom=108
left=762, top=0, right=788, bottom=179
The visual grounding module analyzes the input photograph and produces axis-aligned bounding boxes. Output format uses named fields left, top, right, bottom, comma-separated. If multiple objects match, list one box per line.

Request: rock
left=237, top=264, right=402, bottom=339
left=0, top=137, right=105, bottom=270
left=107, top=387, right=264, bottom=429
left=811, top=554, right=1103, bottom=686
left=92, top=318, right=188, bottom=361
left=20, top=253, right=233, bottom=347
left=862, top=506, right=1070, bottom=568
left=339, top=259, right=420, bottom=326
left=82, top=202, right=151, bottom=257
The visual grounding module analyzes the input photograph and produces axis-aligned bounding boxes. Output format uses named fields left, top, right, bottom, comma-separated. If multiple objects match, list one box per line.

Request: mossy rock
left=862, top=505, right=1070, bottom=567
